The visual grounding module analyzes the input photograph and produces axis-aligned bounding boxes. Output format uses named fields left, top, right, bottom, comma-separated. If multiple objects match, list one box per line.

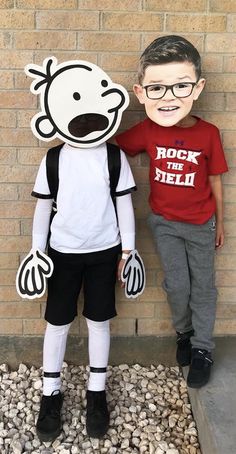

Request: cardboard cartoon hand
left=16, top=249, right=53, bottom=299
left=121, top=249, right=145, bottom=299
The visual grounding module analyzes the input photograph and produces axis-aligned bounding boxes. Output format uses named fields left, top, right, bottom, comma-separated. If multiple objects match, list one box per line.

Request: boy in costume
left=116, top=35, right=228, bottom=388
left=16, top=58, right=145, bottom=441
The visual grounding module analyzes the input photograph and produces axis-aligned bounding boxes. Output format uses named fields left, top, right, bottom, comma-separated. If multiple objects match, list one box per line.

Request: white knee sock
left=86, top=318, right=110, bottom=392
left=43, top=322, right=71, bottom=396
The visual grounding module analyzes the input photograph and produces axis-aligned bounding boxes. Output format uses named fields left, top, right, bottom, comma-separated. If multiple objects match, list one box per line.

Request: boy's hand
left=16, top=249, right=54, bottom=299
left=215, top=220, right=224, bottom=248
left=117, top=258, right=126, bottom=288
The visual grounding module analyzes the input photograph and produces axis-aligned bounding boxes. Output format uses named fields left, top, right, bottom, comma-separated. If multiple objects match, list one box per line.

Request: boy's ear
left=193, top=78, right=206, bottom=101
left=133, top=84, right=146, bottom=104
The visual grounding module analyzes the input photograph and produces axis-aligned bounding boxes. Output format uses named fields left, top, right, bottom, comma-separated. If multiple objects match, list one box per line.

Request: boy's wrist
left=121, top=250, right=132, bottom=260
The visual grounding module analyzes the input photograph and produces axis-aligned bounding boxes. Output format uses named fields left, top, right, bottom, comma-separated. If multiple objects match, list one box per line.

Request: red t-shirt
left=116, top=117, right=228, bottom=224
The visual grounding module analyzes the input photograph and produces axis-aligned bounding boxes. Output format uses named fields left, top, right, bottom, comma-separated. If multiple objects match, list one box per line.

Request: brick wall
left=0, top=0, right=236, bottom=338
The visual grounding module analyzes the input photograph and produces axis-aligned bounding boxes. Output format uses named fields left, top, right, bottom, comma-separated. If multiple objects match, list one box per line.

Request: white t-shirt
left=32, top=143, right=136, bottom=253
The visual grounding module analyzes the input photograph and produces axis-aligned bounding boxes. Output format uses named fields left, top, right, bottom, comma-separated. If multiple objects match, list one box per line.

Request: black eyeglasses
left=142, top=82, right=198, bottom=100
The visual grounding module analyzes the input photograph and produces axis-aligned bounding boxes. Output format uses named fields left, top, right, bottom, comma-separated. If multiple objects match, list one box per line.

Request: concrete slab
left=183, top=337, right=236, bottom=454
left=0, top=335, right=176, bottom=368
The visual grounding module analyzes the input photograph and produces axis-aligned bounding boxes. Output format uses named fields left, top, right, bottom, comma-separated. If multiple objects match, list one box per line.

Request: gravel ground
left=0, top=362, right=201, bottom=454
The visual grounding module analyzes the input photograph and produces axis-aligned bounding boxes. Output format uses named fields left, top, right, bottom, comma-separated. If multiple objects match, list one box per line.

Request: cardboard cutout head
left=25, top=57, right=129, bottom=147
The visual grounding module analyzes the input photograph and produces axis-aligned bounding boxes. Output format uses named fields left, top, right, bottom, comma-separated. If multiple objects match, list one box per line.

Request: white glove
left=16, top=249, right=53, bottom=299
left=121, top=249, right=145, bottom=299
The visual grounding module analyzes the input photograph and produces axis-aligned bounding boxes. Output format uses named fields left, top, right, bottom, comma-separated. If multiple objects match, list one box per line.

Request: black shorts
left=45, top=245, right=121, bottom=325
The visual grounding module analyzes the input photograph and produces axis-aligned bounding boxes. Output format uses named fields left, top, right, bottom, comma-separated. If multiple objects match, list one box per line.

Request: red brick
left=0, top=236, right=31, bottom=253
left=110, top=318, right=136, bottom=336
left=0, top=148, right=17, bottom=164
left=0, top=0, right=14, bottom=7
left=0, top=201, right=34, bottom=218
left=102, top=12, right=163, bottom=31
left=0, top=301, right=40, bottom=318
left=166, top=14, right=226, bottom=33
left=210, top=0, right=236, bottom=13
left=0, top=220, right=20, bottom=236
left=206, top=34, right=236, bottom=52
left=0, top=184, right=18, bottom=200
left=146, top=0, right=207, bottom=12
left=14, top=31, right=77, bottom=50
left=0, top=91, right=36, bottom=109
left=0, top=129, right=37, bottom=147
left=36, top=11, right=99, bottom=30
left=80, top=0, right=140, bottom=9
left=34, top=52, right=98, bottom=67
left=0, top=253, right=18, bottom=270
left=138, top=319, right=173, bottom=336
left=23, top=319, right=46, bottom=335
left=0, top=71, right=14, bottom=89
left=0, top=319, right=23, bottom=335
left=0, top=165, right=37, bottom=183
left=17, top=0, right=76, bottom=7
left=0, top=31, right=11, bottom=49
left=0, top=10, right=34, bottom=29
left=116, top=301, right=155, bottom=318
left=214, top=319, right=236, bottom=335
left=0, top=111, right=16, bottom=128
left=78, top=32, right=140, bottom=52
left=0, top=49, right=34, bottom=69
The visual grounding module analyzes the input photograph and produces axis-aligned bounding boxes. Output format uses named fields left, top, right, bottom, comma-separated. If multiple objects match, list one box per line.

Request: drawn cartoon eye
left=101, top=80, right=108, bottom=87
left=73, top=92, right=81, bottom=101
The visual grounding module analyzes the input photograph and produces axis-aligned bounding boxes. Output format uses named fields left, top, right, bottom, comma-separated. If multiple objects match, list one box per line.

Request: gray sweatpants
left=148, top=213, right=217, bottom=351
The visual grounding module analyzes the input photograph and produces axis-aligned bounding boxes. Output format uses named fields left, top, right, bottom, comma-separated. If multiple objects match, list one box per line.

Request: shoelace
left=177, top=330, right=194, bottom=344
left=197, top=350, right=213, bottom=364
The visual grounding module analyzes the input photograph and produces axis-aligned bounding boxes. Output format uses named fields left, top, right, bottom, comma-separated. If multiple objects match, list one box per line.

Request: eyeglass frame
left=142, top=81, right=199, bottom=100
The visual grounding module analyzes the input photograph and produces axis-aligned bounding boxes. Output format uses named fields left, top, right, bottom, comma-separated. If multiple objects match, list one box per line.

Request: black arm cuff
left=31, top=191, right=53, bottom=199
left=115, top=186, right=137, bottom=197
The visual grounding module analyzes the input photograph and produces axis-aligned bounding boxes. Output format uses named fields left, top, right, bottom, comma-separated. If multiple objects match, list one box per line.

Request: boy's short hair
left=138, top=35, right=202, bottom=84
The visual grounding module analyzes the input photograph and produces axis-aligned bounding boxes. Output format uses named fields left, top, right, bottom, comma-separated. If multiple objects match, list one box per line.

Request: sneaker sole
left=36, top=426, right=61, bottom=442
left=177, top=358, right=191, bottom=367
left=187, top=375, right=210, bottom=388
left=86, top=423, right=109, bottom=439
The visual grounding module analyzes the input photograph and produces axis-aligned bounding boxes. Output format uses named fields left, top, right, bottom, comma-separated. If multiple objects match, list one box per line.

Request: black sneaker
left=176, top=330, right=194, bottom=367
left=36, top=391, right=63, bottom=442
left=86, top=390, right=109, bottom=438
left=187, top=348, right=213, bottom=388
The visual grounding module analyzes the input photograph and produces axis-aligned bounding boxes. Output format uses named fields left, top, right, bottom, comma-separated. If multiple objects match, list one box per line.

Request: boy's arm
left=115, top=121, right=146, bottom=155
left=116, top=193, right=135, bottom=283
left=32, top=198, right=52, bottom=252
left=209, top=174, right=224, bottom=248
left=16, top=198, right=53, bottom=299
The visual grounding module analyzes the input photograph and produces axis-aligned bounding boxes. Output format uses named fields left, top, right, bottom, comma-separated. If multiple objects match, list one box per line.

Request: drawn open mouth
left=68, top=113, right=109, bottom=137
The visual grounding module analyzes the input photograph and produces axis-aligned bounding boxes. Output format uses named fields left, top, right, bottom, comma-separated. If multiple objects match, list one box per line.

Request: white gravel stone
left=148, top=403, right=157, bottom=412
left=33, top=379, right=42, bottom=390
left=11, top=440, right=24, bottom=454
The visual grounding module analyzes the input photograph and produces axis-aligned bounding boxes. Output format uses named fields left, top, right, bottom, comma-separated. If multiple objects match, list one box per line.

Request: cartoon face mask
left=25, top=57, right=129, bottom=148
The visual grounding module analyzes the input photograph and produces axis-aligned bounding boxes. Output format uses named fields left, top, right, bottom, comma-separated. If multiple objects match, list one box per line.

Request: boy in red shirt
left=116, top=35, right=228, bottom=388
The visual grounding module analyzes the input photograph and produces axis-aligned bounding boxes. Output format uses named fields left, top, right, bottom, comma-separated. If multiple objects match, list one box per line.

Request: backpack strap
left=46, top=143, right=64, bottom=245
left=106, top=142, right=121, bottom=207
left=46, top=143, right=64, bottom=201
